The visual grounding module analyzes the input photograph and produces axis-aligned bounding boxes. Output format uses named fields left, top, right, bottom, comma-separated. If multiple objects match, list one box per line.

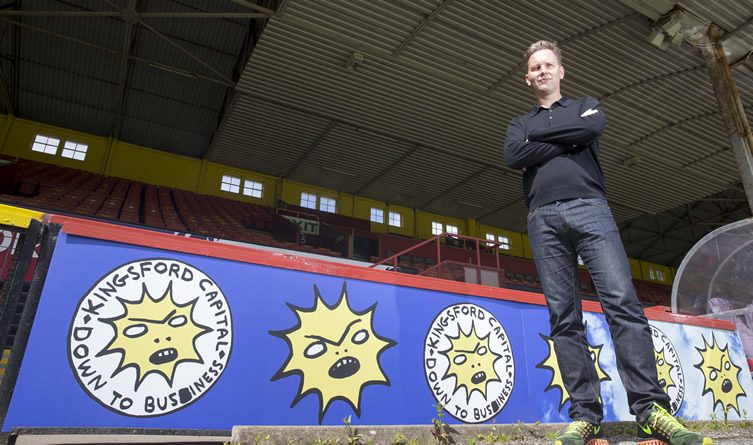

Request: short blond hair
left=524, top=40, right=563, bottom=65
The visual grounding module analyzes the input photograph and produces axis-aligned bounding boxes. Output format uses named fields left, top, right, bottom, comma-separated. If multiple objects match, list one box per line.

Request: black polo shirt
left=504, top=96, right=607, bottom=210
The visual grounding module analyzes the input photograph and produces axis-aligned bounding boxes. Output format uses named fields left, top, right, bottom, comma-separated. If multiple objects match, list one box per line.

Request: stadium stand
left=0, top=158, right=672, bottom=306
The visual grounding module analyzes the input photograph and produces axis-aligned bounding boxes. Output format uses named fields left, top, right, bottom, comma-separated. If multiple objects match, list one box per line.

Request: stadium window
left=243, top=180, right=263, bottom=198
left=220, top=175, right=240, bottom=193
left=486, top=233, right=495, bottom=247
left=61, top=141, right=88, bottom=161
left=388, top=211, right=401, bottom=228
left=31, top=134, right=60, bottom=155
left=649, top=268, right=665, bottom=281
left=301, top=192, right=317, bottom=209
left=485, top=233, right=510, bottom=250
left=497, top=235, right=510, bottom=250
left=370, top=208, right=384, bottom=224
left=431, top=221, right=443, bottom=235
left=446, top=224, right=459, bottom=235
left=320, top=196, right=336, bottom=213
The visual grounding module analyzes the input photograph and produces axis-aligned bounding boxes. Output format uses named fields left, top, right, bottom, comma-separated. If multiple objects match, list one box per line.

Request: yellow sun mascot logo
left=694, top=333, right=747, bottom=417
left=655, top=349, right=676, bottom=393
left=537, top=331, right=611, bottom=411
left=69, top=259, right=232, bottom=417
left=649, top=324, right=684, bottom=414
left=270, top=283, right=396, bottom=423
left=99, top=282, right=211, bottom=389
left=441, top=322, right=501, bottom=403
left=424, top=303, right=515, bottom=423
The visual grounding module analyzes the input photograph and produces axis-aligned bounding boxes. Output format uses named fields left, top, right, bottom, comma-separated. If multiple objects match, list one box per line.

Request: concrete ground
left=8, top=435, right=228, bottom=444
left=230, top=421, right=752, bottom=444
left=2, top=421, right=751, bottom=444
left=0, top=430, right=230, bottom=445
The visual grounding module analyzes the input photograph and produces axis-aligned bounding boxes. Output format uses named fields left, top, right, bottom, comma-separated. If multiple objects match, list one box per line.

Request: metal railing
left=369, top=232, right=505, bottom=276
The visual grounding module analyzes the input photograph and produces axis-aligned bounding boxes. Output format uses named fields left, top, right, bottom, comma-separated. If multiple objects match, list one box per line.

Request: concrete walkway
left=3, top=421, right=752, bottom=444
left=230, top=421, right=750, bottom=444
left=2, top=430, right=229, bottom=445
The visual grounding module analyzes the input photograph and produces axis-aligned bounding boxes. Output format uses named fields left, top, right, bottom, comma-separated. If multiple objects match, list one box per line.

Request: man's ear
left=525, top=78, right=531, bottom=86
left=560, top=65, right=565, bottom=79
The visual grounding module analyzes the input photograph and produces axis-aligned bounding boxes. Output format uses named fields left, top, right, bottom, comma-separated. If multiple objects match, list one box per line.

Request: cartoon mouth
left=722, top=379, right=733, bottom=393
left=472, top=371, right=486, bottom=384
left=328, top=356, right=360, bottom=379
left=149, top=348, right=177, bottom=364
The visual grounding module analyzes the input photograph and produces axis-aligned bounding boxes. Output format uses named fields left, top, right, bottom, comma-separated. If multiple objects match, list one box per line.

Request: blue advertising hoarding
left=2, top=217, right=752, bottom=430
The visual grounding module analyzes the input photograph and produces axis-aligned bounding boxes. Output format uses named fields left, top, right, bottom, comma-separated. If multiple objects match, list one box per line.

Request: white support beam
left=137, top=19, right=235, bottom=85
left=691, top=25, right=753, bottom=213
left=229, top=0, right=278, bottom=16
left=111, top=0, right=139, bottom=139
left=0, top=11, right=269, bottom=19
left=618, top=0, right=675, bottom=21
left=393, top=0, right=453, bottom=57
left=0, top=18, right=235, bottom=88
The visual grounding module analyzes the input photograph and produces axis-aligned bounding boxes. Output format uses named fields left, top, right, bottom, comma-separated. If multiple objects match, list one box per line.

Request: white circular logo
left=650, top=324, right=684, bottom=414
left=68, top=259, right=232, bottom=416
left=424, top=303, right=515, bottom=423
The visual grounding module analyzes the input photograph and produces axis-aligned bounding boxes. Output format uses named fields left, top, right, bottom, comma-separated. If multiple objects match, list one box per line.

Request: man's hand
left=581, top=108, right=599, bottom=117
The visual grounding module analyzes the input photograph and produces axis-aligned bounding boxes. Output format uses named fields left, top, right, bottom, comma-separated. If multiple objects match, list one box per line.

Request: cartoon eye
left=710, top=370, right=718, bottom=381
left=590, top=351, right=596, bottom=361
left=477, top=346, right=488, bottom=356
left=657, top=358, right=665, bottom=366
left=304, top=341, right=326, bottom=359
left=724, top=361, right=730, bottom=371
left=453, top=354, right=467, bottom=365
left=169, top=315, right=187, bottom=327
left=123, top=324, right=148, bottom=338
left=352, top=329, right=369, bottom=344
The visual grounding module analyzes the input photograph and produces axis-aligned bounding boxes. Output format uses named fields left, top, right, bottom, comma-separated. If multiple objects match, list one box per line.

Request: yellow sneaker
left=554, top=420, right=609, bottom=445
left=637, top=403, right=713, bottom=445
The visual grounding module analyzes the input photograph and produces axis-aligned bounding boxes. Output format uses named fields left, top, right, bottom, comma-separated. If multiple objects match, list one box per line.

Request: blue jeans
left=527, top=198, right=669, bottom=424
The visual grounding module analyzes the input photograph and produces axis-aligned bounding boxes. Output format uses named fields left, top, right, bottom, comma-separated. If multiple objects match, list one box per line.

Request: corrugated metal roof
left=2, top=0, right=752, bottom=265
left=209, top=94, right=334, bottom=175
left=0, top=0, right=259, bottom=154
left=206, top=0, right=753, bottom=264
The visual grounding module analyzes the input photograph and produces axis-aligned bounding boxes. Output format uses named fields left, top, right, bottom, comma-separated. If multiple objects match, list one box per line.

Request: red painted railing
left=369, top=232, right=503, bottom=275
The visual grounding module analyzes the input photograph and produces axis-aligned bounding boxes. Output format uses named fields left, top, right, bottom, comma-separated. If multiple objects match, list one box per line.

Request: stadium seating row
left=0, top=159, right=671, bottom=305
left=0, top=160, right=341, bottom=258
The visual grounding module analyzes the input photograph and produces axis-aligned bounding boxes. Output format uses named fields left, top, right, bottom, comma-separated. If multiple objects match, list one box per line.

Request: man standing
left=504, top=40, right=712, bottom=445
